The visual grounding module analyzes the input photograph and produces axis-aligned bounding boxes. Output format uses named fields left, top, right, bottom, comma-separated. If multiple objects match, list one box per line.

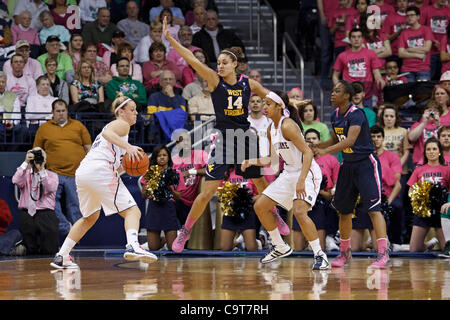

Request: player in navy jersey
left=315, top=80, right=390, bottom=269
left=162, top=17, right=292, bottom=252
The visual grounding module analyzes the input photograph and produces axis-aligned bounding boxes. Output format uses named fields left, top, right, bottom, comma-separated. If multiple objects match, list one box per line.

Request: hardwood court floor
left=1, top=252, right=449, bottom=300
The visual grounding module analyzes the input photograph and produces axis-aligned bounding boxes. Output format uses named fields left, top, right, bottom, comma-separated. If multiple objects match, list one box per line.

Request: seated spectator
left=370, top=126, right=404, bottom=249
left=11, top=147, right=59, bottom=255
left=75, top=42, right=113, bottom=85
left=431, top=84, right=450, bottom=125
left=184, top=0, right=217, bottom=27
left=298, top=101, right=332, bottom=142
left=167, top=26, right=200, bottom=73
left=182, top=71, right=202, bottom=101
left=407, top=137, right=449, bottom=252
left=13, top=0, right=49, bottom=31
left=187, top=76, right=214, bottom=121
left=398, top=6, right=433, bottom=82
left=3, top=40, right=44, bottom=81
left=6, top=54, right=37, bottom=109
left=38, top=35, right=75, bottom=83
left=182, top=48, right=209, bottom=86
left=439, top=125, right=450, bottom=165
left=0, top=197, right=25, bottom=256
left=45, top=57, right=70, bottom=105
left=236, top=54, right=249, bottom=76
left=440, top=70, right=450, bottom=92
left=102, top=30, right=127, bottom=68
left=147, top=69, right=186, bottom=114
left=383, top=58, right=408, bottom=85
left=105, top=57, right=146, bottom=111
left=344, top=0, right=369, bottom=38
left=11, top=11, right=40, bottom=46
left=65, top=33, right=83, bottom=67
left=408, top=100, right=442, bottom=166
left=69, top=59, right=105, bottom=111
left=50, top=0, right=81, bottom=34
left=79, top=0, right=107, bottom=25
left=81, top=7, right=119, bottom=46
left=38, top=10, right=71, bottom=45
left=143, top=41, right=182, bottom=93
left=160, top=7, right=180, bottom=42
left=373, top=0, right=396, bottom=26
left=190, top=4, right=206, bottom=34
left=249, top=69, right=262, bottom=84
left=287, top=87, right=304, bottom=109
left=117, top=1, right=149, bottom=48
left=352, top=81, right=377, bottom=128
left=0, top=72, right=21, bottom=148
left=110, top=42, right=143, bottom=82
left=134, top=21, right=171, bottom=64
left=192, top=9, right=245, bottom=65
left=149, top=0, right=185, bottom=26
left=25, top=76, right=58, bottom=141
left=440, top=24, right=450, bottom=76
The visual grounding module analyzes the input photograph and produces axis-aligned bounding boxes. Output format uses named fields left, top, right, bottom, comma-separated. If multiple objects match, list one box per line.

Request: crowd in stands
left=2, top=0, right=450, bottom=258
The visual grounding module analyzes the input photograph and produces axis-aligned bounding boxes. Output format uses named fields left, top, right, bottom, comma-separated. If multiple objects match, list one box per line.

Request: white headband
left=266, top=91, right=290, bottom=117
left=221, top=50, right=238, bottom=61
left=115, top=98, right=132, bottom=114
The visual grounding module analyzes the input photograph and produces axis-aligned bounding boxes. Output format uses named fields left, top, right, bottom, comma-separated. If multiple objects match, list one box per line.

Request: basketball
left=122, top=152, right=149, bottom=176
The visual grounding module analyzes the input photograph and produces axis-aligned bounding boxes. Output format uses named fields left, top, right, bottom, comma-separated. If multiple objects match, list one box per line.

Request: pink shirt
left=420, top=5, right=450, bottom=54
left=167, top=45, right=200, bottom=73
left=378, top=150, right=402, bottom=197
left=315, top=154, right=340, bottom=190
left=173, top=150, right=208, bottom=207
left=409, top=121, right=439, bottom=164
left=322, top=0, right=341, bottom=20
left=382, top=11, right=409, bottom=56
left=440, top=35, right=450, bottom=73
left=12, top=165, right=59, bottom=212
left=374, top=3, right=396, bottom=24
left=333, top=47, right=381, bottom=83
left=445, top=153, right=450, bottom=166
left=11, top=25, right=40, bottom=45
left=364, top=32, right=390, bottom=69
left=220, top=169, right=258, bottom=196
left=142, top=60, right=182, bottom=91
left=329, top=7, right=357, bottom=48
left=440, top=110, right=450, bottom=126
left=407, top=163, right=450, bottom=188
left=6, top=74, right=37, bottom=106
left=3, top=58, right=44, bottom=81
left=398, top=25, right=434, bottom=72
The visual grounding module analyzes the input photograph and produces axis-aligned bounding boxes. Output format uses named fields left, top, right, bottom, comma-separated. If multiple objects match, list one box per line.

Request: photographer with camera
left=12, top=147, right=59, bottom=255
left=408, top=100, right=443, bottom=167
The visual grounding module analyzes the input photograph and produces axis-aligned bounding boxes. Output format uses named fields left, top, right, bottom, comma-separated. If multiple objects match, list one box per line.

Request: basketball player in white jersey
left=242, top=90, right=330, bottom=270
left=51, top=94, right=158, bottom=269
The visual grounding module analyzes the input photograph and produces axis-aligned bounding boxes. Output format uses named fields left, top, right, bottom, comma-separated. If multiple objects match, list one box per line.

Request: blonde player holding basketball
left=51, top=94, right=157, bottom=269
left=241, top=90, right=330, bottom=269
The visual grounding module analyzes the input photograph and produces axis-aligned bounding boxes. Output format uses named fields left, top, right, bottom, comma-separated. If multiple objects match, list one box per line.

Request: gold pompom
left=217, top=181, right=239, bottom=217
left=143, top=165, right=162, bottom=199
left=410, top=180, right=433, bottom=218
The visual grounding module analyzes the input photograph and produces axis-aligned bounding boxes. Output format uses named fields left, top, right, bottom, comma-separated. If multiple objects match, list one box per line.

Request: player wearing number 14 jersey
left=316, top=80, right=390, bottom=269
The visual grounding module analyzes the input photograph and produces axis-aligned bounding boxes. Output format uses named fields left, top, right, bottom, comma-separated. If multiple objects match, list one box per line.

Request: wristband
left=188, top=169, right=197, bottom=175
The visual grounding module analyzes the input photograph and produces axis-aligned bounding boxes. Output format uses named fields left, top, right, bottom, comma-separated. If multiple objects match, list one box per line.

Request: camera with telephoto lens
left=30, top=149, right=44, bottom=166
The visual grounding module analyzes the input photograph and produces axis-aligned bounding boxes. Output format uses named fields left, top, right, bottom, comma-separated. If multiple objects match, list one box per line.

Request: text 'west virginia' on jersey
left=330, top=104, right=375, bottom=162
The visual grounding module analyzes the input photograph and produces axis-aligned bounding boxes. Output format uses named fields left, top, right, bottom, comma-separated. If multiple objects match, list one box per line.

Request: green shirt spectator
left=37, top=36, right=74, bottom=83
left=298, top=101, right=332, bottom=142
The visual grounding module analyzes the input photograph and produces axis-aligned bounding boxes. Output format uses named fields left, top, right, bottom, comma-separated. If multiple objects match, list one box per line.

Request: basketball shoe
left=438, top=241, right=450, bottom=258
left=369, top=249, right=391, bottom=269
left=273, top=208, right=290, bottom=235
left=260, top=242, right=293, bottom=264
left=331, top=248, right=352, bottom=267
left=124, top=244, right=158, bottom=264
left=313, top=250, right=331, bottom=270
left=172, top=226, right=191, bottom=253
left=50, top=254, right=79, bottom=269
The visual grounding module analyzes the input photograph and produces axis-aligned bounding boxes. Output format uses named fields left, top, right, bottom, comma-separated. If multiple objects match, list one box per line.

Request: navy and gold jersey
left=211, top=74, right=251, bottom=132
left=331, top=104, right=375, bottom=162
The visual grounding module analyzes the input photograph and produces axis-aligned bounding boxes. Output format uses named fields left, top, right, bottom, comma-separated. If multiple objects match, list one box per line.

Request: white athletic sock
left=309, top=238, right=322, bottom=256
left=268, top=228, right=285, bottom=247
left=126, top=229, right=139, bottom=247
left=441, top=218, right=450, bottom=242
left=59, top=237, right=76, bottom=256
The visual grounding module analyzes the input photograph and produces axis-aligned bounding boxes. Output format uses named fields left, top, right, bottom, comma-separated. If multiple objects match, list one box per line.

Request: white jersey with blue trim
left=80, top=123, right=128, bottom=171
left=270, top=116, right=319, bottom=173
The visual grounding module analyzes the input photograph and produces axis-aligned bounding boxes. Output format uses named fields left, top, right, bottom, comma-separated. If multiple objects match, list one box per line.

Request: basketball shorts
left=205, top=129, right=262, bottom=180
left=262, top=167, right=322, bottom=211
left=332, top=154, right=382, bottom=215
left=76, top=161, right=137, bottom=217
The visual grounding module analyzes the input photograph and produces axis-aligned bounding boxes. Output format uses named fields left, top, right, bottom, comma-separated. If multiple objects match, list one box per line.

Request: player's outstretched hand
left=241, top=159, right=251, bottom=172
left=162, top=16, right=171, bottom=40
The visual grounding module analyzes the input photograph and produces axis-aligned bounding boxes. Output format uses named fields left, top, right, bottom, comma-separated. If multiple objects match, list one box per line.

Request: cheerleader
left=241, top=90, right=330, bottom=269
left=141, top=144, right=180, bottom=251
left=407, top=137, right=450, bottom=252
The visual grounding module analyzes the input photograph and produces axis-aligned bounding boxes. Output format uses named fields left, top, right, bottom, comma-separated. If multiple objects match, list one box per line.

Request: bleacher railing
left=257, top=0, right=277, bottom=81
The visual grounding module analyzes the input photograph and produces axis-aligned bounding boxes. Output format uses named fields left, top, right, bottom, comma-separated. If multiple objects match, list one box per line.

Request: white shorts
left=262, top=167, right=322, bottom=211
left=75, top=161, right=137, bottom=217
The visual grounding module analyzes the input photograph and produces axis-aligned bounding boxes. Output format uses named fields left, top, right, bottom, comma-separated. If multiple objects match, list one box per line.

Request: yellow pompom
left=410, top=180, right=433, bottom=218
left=143, top=165, right=162, bottom=199
left=217, top=181, right=239, bottom=217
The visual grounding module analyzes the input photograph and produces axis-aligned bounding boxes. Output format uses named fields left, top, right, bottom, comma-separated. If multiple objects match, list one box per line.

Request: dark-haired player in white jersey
left=242, top=91, right=330, bottom=270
